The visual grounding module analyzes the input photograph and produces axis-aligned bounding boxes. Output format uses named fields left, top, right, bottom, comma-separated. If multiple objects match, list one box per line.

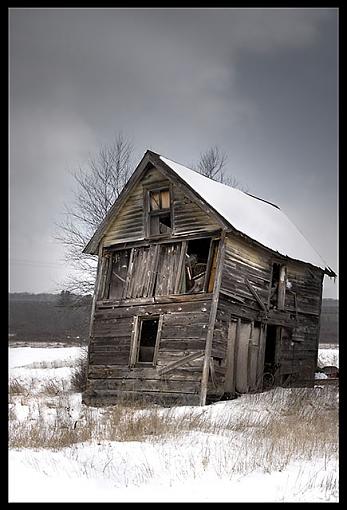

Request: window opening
left=183, top=238, right=211, bottom=294
left=148, top=188, right=172, bottom=237
left=137, top=317, right=159, bottom=363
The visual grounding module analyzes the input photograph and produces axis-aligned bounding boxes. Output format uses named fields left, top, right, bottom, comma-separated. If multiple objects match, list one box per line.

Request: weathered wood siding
left=212, top=233, right=324, bottom=391
left=84, top=297, right=212, bottom=405
left=173, top=186, right=220, bottom=235
left=102, top=166, right=221, bottom=247
left=221, top=234, right=272, bottom=312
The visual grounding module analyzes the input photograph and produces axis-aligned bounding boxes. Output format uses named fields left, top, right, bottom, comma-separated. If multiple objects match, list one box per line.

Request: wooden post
left=199, top=232, right=226, bottom=406
left=235, top=321, right=251, bottom=393
left=277, top=265, right=286, bottom=310
left=256, top=322, right=267, bottom=389
left=129, top=315, right=140, bottom=367
left=224, top=320, right=237, bottom=394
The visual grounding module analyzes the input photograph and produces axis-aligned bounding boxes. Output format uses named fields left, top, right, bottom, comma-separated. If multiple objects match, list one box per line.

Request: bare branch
left=194, top=145, right=249, bottom=192
left=55, top=132, right=133, bottom=294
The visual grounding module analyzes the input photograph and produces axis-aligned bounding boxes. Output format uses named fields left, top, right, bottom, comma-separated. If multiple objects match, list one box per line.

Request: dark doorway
left=264, top=325, right=278, bottom=366
left=270, top=263, right=280, bottom=307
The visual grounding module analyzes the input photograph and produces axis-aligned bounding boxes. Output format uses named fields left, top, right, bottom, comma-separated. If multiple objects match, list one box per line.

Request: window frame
left=144, top=183, right=174, bottom=239
left=129, top=315, right=163, bottom=367
left=103, top=236, right=220, bottom=301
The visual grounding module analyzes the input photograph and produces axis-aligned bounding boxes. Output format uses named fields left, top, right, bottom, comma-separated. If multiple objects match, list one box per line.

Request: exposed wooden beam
left=200, top=231, right=226, bottom=406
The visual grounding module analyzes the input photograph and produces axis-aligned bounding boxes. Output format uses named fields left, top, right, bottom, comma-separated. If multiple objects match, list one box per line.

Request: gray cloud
left=9, top=8, right=338, bottom=297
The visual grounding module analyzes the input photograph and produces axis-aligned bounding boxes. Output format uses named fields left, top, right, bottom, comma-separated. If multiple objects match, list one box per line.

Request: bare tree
left=56, top=133, right=133, bottom=295
left=194, top=145, right=248, bottom=192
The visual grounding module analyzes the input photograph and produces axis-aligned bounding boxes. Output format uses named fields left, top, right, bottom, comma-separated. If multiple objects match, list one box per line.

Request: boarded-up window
left=154, top=243, right=184, bottom=296
left=108, top=250, right=130, bottom=299
left=149, top=189, right=170, bottom=211
left=125, top=245, right=159, bottom=298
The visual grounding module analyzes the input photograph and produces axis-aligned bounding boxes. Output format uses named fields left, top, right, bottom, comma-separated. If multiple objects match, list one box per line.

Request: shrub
left=70, top=348, right=88, bottom=392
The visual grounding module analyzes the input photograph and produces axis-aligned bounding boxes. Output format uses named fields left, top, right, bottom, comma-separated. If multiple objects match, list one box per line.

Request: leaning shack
left=82, top=150, right=336, bottom=406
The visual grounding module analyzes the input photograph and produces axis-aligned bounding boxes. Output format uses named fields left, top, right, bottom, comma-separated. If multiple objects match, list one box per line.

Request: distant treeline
left=9, top=293, right=338, bottom=345
left=9, top=292, right=92, bottom=343
left=319, top=298, right=339, bottom=344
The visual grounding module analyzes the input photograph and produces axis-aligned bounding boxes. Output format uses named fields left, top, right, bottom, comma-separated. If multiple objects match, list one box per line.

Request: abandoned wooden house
left=82, top=149, right=336, bottom=406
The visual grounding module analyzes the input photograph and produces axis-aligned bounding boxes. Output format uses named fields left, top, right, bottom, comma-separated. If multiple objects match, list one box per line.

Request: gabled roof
left=83, top=150, right=335, bottom=276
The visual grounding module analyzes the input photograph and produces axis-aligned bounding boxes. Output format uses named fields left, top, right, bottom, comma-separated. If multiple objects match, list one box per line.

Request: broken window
left=269, top=263, right=286, bottom=310
left=148, top=188, right=172, bottom=237
left=181, top=238, right=218, bottom=294
left=105, top=237, right=219, bottom=301
left=108, top=249, right=131, bottom=300
left=132, top=317, right=161, bottom=365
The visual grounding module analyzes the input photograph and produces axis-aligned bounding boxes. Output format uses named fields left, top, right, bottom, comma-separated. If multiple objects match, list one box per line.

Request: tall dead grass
left=70, top=348, right=88, bottom=393
left=9, top=386, right=338, bottom=467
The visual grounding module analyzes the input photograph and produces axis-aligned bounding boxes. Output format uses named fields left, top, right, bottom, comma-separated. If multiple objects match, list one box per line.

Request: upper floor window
left=147, top=187, right=172, bottom=237
left=102, top=237, right=219, bottom=301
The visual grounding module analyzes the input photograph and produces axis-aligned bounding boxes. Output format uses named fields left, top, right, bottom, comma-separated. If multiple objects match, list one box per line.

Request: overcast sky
left=9, top=7, right=338, bottom=298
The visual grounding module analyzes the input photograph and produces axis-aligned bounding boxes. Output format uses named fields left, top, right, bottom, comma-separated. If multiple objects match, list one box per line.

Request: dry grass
left=9, top=386, right=338, bottom=464
left=41, top=380, right=64, bottom=396
left=9, top=378, right=29, bottom=396
left=70, top=348, right=88, bottom=393
left=21, top=360, right=68, bottom=369
left=8, top=384, right=339, bottom=501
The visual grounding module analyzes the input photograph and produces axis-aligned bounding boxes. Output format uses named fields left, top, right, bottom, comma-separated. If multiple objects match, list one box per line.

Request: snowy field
left=8, top=344, right=339, bottom=503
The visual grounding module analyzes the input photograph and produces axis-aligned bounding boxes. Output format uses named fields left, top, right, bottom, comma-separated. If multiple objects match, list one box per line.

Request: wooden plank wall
left=221, top=234, right=272, bottom=311
left=85, top=297, right=212, bottom=405
left=211, top=233, right=324, bottom=392
left=102, top=166, right=220, bottom=247
left=173, top=186, right=220, bottom=235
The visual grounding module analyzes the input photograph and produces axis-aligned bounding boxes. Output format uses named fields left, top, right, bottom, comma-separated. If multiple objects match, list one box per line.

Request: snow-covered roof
left=160, top=155, right=333, bottom=273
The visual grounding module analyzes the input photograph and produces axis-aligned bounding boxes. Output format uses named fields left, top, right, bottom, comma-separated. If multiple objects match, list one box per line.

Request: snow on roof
left=160, top=155, right=330, bottom=271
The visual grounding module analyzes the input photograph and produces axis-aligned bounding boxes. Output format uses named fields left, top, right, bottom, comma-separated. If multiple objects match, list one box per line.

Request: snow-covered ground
left=317, top=346, right=339, bottom=369
left=8, top=344, right=339, bottom=503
